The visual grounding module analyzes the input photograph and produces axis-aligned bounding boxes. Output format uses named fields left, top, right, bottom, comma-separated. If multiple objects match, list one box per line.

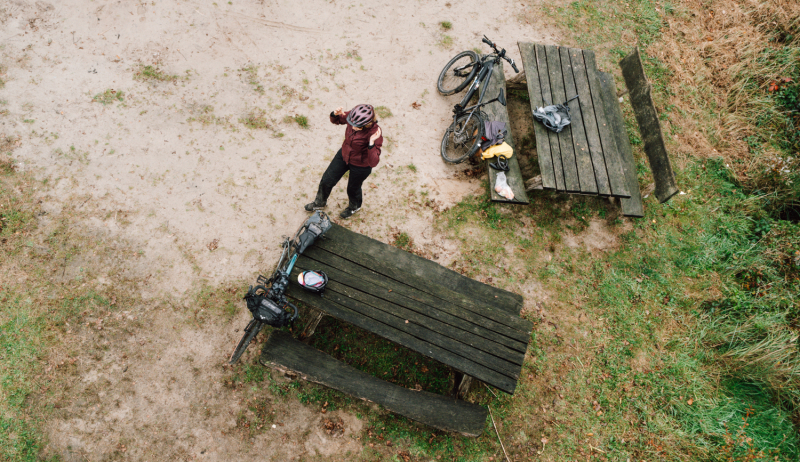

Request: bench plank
left=619, top=47, right=679, bottom=203
left=518, top=42, right=556, bottom=190
left=535, top=44, right=566, bottom=191
left=482, top=60, right=530, bottom=205
left=284, top=285, right=520, bottom=394
left=560, top=47, right=598, bottom=194
left=317, top=225, right=525, bottom=318
left=299, top=248, right=530, bottom=351
left=583, top=51, right=630, bottom=198
left=569, top=48, right=612, bottom=196
left=260, top=331, right=488, bottom=437
left=545, top=45, right=581, bottom=192
left=597, top=72, right=645, bottom=217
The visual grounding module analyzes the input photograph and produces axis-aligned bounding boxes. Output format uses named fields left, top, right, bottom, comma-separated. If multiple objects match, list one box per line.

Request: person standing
left=304, top=104, right=383, bottom=219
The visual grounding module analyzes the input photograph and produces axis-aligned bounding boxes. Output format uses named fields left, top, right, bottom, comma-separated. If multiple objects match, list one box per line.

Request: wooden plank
left=284, top=284, right=520, bottom=394
left=481, top=60, right=530, bottom=205
left=619, top=48, right=679, bottom=203
left=318, top=225, right=525, bottom=317
left=583, top=51, right=630, bottom=198
left=299, top=248, right=530, bottom=351
left=560, top=47, right=598, bottom=194
left=535, top=44, right=566, bottom=191
left=545, top=45, right=580, bottom=192
left=260, top=331, right=488, bottom=436
left=291, top=263, right=523, bottom=379
left=569, top=48, right=612, bottom=195
left=518, top=42, right=557, bottom=190
left=597, top=72, right=645, bottom=217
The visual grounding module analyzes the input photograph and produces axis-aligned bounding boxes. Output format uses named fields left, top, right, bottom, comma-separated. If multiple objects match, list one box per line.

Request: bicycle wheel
left=441, top=111, right=484, bottom=164
left=228, top=319, right=264, bottom=364
left=437, top=51, right=479, bottom=96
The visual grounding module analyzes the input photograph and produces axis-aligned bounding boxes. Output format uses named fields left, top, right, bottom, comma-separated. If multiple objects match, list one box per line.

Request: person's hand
left=333, top=107, right=344, bottom=116
left=369, top=127, right=382, bottom=145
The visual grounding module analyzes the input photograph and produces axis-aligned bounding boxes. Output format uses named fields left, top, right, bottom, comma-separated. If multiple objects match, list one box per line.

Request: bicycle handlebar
left=483, top=36, right=520, bottom=73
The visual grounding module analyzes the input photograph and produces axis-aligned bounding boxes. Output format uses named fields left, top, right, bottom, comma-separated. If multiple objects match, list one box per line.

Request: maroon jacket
left=330, top=110, right=383, bottom=168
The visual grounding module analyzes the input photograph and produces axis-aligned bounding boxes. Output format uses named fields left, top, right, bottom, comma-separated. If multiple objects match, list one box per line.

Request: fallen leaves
left=206, top=238, right=219, bottom=251
left=411, top=101, right=421, bottom=109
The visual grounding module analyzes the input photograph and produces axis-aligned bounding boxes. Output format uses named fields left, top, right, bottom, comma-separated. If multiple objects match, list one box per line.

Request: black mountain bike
left=437, top=36, right=519, bottom=163
left=228, top=212, right=331, bottom=364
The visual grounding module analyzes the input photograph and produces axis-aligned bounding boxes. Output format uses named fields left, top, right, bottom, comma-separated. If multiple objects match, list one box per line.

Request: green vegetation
left=92, top=89, right=124, bottom=105
left=439, top=21, right=452, bottom=30
left=284, top=114, right=309, bottom=129
left=439, top=35, right=454, bottom=49
left=375, top=105, right=393, bottom=119
left=239, top=108, right=271, bottom=130
left=133, top=64, right=179, bottom=82
left=239, top=64, right=264, bottom=94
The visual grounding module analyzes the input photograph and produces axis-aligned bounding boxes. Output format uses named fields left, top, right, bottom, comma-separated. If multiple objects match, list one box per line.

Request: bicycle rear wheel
left=440, top=111, right=485, bottom=164
left=437, top=51, right=479, bottom=96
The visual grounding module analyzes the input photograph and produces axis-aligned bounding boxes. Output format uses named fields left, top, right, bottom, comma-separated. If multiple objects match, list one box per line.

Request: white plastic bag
left=494, top=172, right=515, bottom=200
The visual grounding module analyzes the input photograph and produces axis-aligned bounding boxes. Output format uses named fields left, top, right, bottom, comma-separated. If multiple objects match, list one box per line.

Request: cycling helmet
left=346, top=104, right=375, bottom=128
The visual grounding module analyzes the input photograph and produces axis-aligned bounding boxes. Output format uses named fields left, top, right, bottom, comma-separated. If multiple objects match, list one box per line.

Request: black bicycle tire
left=437, top=51, right=479, bottom=96
left=228, top=320, right=264, bottom=364
left=440, top=111, right=485, bottom=164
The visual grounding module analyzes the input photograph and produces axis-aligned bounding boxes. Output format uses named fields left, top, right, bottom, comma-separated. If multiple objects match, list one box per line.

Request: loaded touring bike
left=437, top=36, right=520, bottom=163
left=228, top=211, right=331, bottom=364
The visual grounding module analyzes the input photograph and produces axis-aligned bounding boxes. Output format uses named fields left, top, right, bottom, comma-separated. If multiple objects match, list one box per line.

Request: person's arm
left=367, top=127, right=383, bottom=164
left=330, top=107, right=348, bottom=125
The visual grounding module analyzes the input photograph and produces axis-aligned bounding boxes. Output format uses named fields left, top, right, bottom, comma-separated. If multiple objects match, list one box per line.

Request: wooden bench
left=482, top=60, right=530, bottom=205
left=261, top=330, right=489, bottom=437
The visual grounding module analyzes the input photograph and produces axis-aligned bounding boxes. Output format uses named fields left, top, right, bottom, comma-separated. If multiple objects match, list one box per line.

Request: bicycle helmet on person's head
left=346, top=104, right=375, bottom=128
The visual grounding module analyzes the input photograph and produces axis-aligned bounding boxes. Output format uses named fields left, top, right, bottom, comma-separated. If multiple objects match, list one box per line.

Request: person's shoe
left=304, top=201, right=326, bottom=212
left=339, top=205, right=361, bottom=219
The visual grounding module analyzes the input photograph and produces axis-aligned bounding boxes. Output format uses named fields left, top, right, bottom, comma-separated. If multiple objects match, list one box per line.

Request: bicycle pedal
left=256, top=274, right=269, bottom=285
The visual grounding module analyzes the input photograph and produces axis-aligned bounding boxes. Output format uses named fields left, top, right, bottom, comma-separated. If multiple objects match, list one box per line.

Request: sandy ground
left=1, top=0, right=571, bottom=460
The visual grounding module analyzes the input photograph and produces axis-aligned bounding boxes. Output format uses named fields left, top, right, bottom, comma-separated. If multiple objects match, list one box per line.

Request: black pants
left=314, top=149, right=372, bottom=208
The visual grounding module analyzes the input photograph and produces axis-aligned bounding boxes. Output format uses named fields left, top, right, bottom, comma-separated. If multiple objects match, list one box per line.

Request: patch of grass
left=374, top=105, right=392, bottom=118
left=239, top=64, right=264, bottom=94
left=406, top=163, right=417, bottom=173
left=439, top=21, right=452, bottom=30
left=390, top=231, right=414, bottom=252
left=439, top=35, right=454, bottom=49
left=92, top=89, right=124, bottom=105
left=133, top=64, right=179, bottom=82
left=284, top=114, right=309, bottom=129
left=239, top=108, right=271, bottom=130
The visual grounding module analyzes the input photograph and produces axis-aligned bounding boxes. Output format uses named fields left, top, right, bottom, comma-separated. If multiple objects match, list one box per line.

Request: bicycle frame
left=451, top=55, right=500, bottom=137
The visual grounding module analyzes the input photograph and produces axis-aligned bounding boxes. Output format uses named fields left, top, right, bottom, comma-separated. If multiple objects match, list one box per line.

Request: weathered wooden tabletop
left=519, top=42, right=631, bottom=198
left=285, top=224, right=532, bottom=395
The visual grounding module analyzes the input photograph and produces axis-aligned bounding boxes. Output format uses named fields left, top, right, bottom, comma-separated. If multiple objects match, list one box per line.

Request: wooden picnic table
left=518, top=42, right=632, bottom=199
left=283, top=224, right=532, bottom=395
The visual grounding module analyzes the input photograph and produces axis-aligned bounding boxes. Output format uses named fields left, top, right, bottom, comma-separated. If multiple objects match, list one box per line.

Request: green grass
left=284, top=114, right=309, bottom=128
left=92, top=89, right=124, bottom=105
left=133, top=64, right=179, bottom=82
left=439, top=21, right=452, bottom=30
left=375, top=105, right=393, bottom=119
left=239, top=108, right=271, bottom=130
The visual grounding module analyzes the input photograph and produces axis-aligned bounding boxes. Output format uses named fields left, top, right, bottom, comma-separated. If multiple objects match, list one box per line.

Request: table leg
left=451, top=371, right=474, bottom=399
left=299, top=310, right=325, bottom=340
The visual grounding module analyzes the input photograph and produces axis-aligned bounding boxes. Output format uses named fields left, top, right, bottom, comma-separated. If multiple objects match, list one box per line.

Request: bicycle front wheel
left=437, top=51, right=479, bottom=96
left=441, top=112, right=484, bottom=164
left=228, top=320, right=264, bottom=364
